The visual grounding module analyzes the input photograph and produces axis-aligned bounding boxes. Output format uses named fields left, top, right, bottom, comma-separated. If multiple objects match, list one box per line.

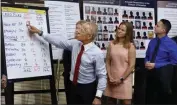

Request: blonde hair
left=76, top=20, right=87, bottom=25
left=76, top=20, right=98, bottom=40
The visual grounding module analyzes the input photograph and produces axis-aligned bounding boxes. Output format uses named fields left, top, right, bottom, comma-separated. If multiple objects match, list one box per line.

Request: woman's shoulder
left=129, top=42, right=135, bottom=48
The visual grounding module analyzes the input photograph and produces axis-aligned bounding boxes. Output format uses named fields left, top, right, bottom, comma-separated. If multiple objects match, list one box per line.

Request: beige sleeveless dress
left=104, top=42, right=133, bottom=99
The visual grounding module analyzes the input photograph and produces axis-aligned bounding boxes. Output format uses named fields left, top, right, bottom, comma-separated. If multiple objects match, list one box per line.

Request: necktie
left=150, top=38, right=161, bottom=63
left=73, top=45, right=84, bottom=85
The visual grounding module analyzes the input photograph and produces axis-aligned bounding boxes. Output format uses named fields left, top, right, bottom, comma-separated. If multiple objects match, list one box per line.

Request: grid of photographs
left=121, top=9, right=155, bottom=50
left=84, top=5, right=120, bottom=51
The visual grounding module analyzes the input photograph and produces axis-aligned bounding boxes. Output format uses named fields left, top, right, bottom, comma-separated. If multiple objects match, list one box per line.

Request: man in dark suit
left=1, top=67, right=7, bottom=89
left=172, top=36, right=177, bottom=43
left=62, top=50, right=72, bottom=104
left=172, top=35, right=177, bottom=104
left=1, top=41, right=7, bottom=89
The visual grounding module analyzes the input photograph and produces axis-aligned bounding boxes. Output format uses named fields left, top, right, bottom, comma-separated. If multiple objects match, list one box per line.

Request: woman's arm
left=121, top=44, right=136, bottom=80
left=106, top=42, right=113, bottom=81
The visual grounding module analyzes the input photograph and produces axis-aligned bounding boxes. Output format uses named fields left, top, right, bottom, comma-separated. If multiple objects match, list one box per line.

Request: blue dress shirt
left=145, top=35, right=177, bottom=68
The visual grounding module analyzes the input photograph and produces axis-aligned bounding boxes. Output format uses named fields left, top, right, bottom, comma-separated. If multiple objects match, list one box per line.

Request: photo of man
left=85, top=15, right=90, bottom=22
left=108, top=25, right=114, bottom=33
left=129, top=11, right=134, bottom=19
left=142, top=22, right=147, bottom=29
left=103, top=34, right=108, bottom=41
left=97, top=7, right=102, bottom=15
left=136, top=31, right=141, bottom=39
left=98, top=25, right=102, bottom=32
left=98, top=34, right=102, bottom=41
left=103, top=25, right=108, bottom=32
left=108, top=8, right=113, bottom=15
left=103, top=8, right=107, bottom=15
left=114, top=9, right=119, bottom=15
left=135, top=21, right=141, bottom=29
left=148, top=12, right=153, bottom=20
left=114, top=17, right=119, bottom=24
left=101, top=43, right=106, bottom=50
left=85, top=6, right=90, bottom=14
left=148, top=22, right=153, bottom=30
left=108, top=17, right=113, bottom=24
left=135, top=11, right=140, bottom=19
left=134, top=40, right=140, bottom=49
left=91, top=15, right=96, bottom=22
left=102, top=16, right=107, bottom=24
left=109, top=34, right=114, bottom=41
left=140, top=41, right=145, bottom=50
left=91, top=7, right=96, bottom=14
left=97, top=16, right=102, bottom=23
left=142, top=31, right=148, bottom=39
left=122, top=10, right=128, bottom=18
left=141, top=12, right=147, bottom=19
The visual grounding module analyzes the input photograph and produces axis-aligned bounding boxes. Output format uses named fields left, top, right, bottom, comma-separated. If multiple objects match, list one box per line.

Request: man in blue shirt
left=145, top=19, right=177, bottom=104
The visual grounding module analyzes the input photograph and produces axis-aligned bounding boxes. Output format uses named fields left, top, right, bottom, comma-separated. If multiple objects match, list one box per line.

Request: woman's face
left=116, top=24, right=127, bottom=38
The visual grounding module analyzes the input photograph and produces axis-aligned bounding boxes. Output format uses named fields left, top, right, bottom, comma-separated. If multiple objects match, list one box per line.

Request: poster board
left=83, top=0, right=155, bottom=58
left=157, top=1, right=177, bottom=38
left=1, top=4, right=53, bottom=80
left=120, top=0, right=155, bottom=58
left=83, top=0, right=120, bottom=57
left=45, top=0, right=80, bottom=60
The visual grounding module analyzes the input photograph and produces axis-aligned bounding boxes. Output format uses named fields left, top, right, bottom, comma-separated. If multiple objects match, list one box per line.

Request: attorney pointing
left=27, top=20, right=107, bottom=105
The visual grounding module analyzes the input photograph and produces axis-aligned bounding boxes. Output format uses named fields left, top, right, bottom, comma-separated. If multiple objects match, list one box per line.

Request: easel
left=1, top=3, right=57, bottom=104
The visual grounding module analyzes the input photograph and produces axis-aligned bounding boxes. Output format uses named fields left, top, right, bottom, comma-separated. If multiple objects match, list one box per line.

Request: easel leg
left=50, top=77, right=57, bottom=104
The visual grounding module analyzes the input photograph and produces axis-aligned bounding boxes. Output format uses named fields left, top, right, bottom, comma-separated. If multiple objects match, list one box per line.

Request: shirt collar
left=83, top=42, right=94, bottom=51
left=157, top=35, right=167, bottom=41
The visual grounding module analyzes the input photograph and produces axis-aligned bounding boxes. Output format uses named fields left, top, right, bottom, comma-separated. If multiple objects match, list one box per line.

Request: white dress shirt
left=42, top=34, right=107, bottom=97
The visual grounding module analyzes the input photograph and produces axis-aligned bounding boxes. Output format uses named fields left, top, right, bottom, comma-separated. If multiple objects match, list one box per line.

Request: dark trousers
left=63, top=74, right=70, bottom=104
left=172, top=65, right=177, bottom=104
left=145, top=70, right=172, bottom=104
left=68, top=80, right=97, bottom=104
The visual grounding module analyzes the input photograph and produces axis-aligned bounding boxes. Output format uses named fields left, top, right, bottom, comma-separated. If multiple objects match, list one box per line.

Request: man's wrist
left=95, top=90, right=103, bottom=98
left=38, top=30, right=43, bottom=36
left=95, top=96, right=101, bottom=100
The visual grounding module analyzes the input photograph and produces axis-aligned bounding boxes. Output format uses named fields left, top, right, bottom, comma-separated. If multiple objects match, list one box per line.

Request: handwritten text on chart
left=2, top=12, right=22, bottom=17
left=2, top=9, right=52, bottom=79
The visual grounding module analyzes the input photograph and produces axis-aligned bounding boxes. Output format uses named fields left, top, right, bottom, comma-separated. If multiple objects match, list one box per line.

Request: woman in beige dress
left=104, top=21, right=136, bottom=104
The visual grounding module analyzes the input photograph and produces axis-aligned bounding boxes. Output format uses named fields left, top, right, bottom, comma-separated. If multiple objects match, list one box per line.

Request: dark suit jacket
left=1, top=38, right=6, bottom=77
left=62, top=50, right=71, bottom=77
left=172, top=36, right=177, bottom=43
left=62, top=50, right=71, bottom=88
left=62, top=50, right=72, bottom=103
left=172, top=36, right=177, bottom=103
